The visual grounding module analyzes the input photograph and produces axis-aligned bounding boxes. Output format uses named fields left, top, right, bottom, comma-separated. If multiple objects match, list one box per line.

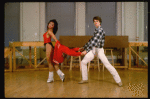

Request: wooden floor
left=4, top=68, right=148, bottom=98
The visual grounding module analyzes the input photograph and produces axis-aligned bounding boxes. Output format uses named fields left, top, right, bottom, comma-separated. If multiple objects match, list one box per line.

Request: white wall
left=20, top=2, right=145, bottom=42
left=124, top=2, right=137, bottom=41
left=20, top=2, right=85, bottom=41
left=75, top=2, right=85, bottom=36
left=20, top=2, right=45, bottom=42
left=39, top=2, right=46, bottom=41
left=116, top=2, right=145, bottom=41
left=18, top=2, right=146, bottom=60
left=116, top=2, right=122, bottom=36
left=20, top=2, right=39, bottom=41
left=137, top=2, right=144, bottom=41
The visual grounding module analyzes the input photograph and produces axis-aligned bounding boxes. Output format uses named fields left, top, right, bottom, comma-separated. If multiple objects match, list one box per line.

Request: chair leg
left=70, top=56, right=73, bottom=71
left=103, top=64, right=104, bottom=72
left=103, top=50, right=106, bottom=72
left=97, top=57, right=100, bottom=72
left=88, top=62, right=90, bottom=72
left=79, top=56, right=81, bottom=71
left=111, top=50, right=114, bottom=67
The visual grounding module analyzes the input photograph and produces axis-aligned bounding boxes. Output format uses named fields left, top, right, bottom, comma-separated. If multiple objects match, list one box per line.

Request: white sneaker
left=59, top=74, right=65, bottom=82
left=47, top=78, right=54, bottom=83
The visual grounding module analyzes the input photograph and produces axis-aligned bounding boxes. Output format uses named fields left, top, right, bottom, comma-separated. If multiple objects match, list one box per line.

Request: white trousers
left=81, top=48, right=121, bottom=83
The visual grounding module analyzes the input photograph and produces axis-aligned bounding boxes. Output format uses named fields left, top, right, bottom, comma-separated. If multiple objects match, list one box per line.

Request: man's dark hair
left=93, top=16, right=102, bottom=25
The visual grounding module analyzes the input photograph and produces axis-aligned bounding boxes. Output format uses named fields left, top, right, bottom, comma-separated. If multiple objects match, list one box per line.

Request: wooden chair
left=88, top=49, right=114, bottom=72
left=60, top=36, right=128, bottom=71
left=102, top=49, right=114, bottom=71
left=88, top=55, right=100, bottom=72
left=70, top=56, right=81, bottom=71
left=59, top=36, right=92, bottom=71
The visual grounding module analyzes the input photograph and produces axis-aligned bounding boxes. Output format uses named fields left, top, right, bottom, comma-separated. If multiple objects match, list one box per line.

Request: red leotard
left=43, top=32, right=51, bottom=44
left=43, top=32, right=55, bottom=64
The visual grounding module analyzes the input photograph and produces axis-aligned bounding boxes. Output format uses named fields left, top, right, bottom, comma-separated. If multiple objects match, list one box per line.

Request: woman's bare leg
left=46, top=43, right=65, bottom=82
left=46, top=43, right=54, bottom=72
left=46, top=44, right=54, bottom=82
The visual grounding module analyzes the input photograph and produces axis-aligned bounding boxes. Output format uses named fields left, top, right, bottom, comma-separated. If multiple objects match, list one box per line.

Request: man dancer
left=79, top=16, right=122, bottom=87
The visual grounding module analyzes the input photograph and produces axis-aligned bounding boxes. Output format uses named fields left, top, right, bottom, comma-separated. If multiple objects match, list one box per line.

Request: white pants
left=81, top=47, right=121, bottom=83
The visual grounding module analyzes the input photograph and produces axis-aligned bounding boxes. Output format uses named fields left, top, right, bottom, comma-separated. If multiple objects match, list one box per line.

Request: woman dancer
left=43, top=19, right=65, bottom=83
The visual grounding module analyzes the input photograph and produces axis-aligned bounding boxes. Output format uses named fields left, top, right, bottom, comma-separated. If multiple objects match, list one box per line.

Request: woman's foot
left=56, top=69, right=65, bottom=82
left=47, top=78, right=54, bottom=83
left=59, top=74, right=65, bottom=82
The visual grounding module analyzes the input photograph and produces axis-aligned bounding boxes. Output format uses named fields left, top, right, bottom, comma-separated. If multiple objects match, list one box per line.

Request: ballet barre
left=4, top=47, right=12, bottom=72
left=128, top=41, right=148, bottom=70
left=8, top=41, right=55, bottom=71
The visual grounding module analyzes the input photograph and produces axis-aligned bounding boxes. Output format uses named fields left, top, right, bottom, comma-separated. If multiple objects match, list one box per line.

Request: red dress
left=43, top=32, right=81, bottom=64
left=53, top=40, right=81, bottom=64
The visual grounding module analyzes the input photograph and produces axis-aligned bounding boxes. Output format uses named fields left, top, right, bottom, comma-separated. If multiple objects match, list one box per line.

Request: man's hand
left=81, top=50, right=87, bottom=56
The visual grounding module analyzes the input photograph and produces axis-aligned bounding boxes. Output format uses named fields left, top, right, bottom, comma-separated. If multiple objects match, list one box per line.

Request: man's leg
left=97, top=48, right=122, bottom=86
left=79, top=50, right=95, bottom=84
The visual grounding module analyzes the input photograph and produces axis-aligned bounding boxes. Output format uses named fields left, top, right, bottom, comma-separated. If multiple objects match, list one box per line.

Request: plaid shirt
left=83, top=26, right=105, bottom=53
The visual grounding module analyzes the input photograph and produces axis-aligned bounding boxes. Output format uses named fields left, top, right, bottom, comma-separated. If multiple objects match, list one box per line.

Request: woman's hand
left=79, top=47, right=84, bottom=52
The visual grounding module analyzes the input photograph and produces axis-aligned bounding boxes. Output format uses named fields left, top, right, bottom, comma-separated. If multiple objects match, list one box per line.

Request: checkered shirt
left=83, top=26, right=105, bottom=53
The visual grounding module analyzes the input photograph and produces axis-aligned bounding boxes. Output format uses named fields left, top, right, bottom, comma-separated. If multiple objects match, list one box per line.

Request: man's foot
left=60, top=74, right=65, bottom=82
left=47, top=78, right=54, bottom=83
left=78, top=80, right=88, bottom=84
left=118, top=82, right=123, bottom=87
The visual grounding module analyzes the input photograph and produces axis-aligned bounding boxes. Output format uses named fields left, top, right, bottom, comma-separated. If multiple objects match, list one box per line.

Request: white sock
left=56, top=69, right=64, bottom=76
left=48, top=71, right=53, bottom=80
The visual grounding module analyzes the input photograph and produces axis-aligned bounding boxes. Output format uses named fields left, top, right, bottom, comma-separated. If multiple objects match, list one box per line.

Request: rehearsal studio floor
left=4, top=68, right=148, bottom=98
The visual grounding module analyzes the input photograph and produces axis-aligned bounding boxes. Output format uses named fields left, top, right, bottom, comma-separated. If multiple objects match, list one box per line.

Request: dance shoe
left=60, top=74, right=65, bottom=82
left=78, top=80, right=88, bottom=84
left=47, top=78, right=54, bottom=83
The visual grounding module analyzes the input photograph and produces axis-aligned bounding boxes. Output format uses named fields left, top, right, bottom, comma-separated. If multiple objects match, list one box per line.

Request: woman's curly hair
left=47, top=19, right=58, bottom=35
